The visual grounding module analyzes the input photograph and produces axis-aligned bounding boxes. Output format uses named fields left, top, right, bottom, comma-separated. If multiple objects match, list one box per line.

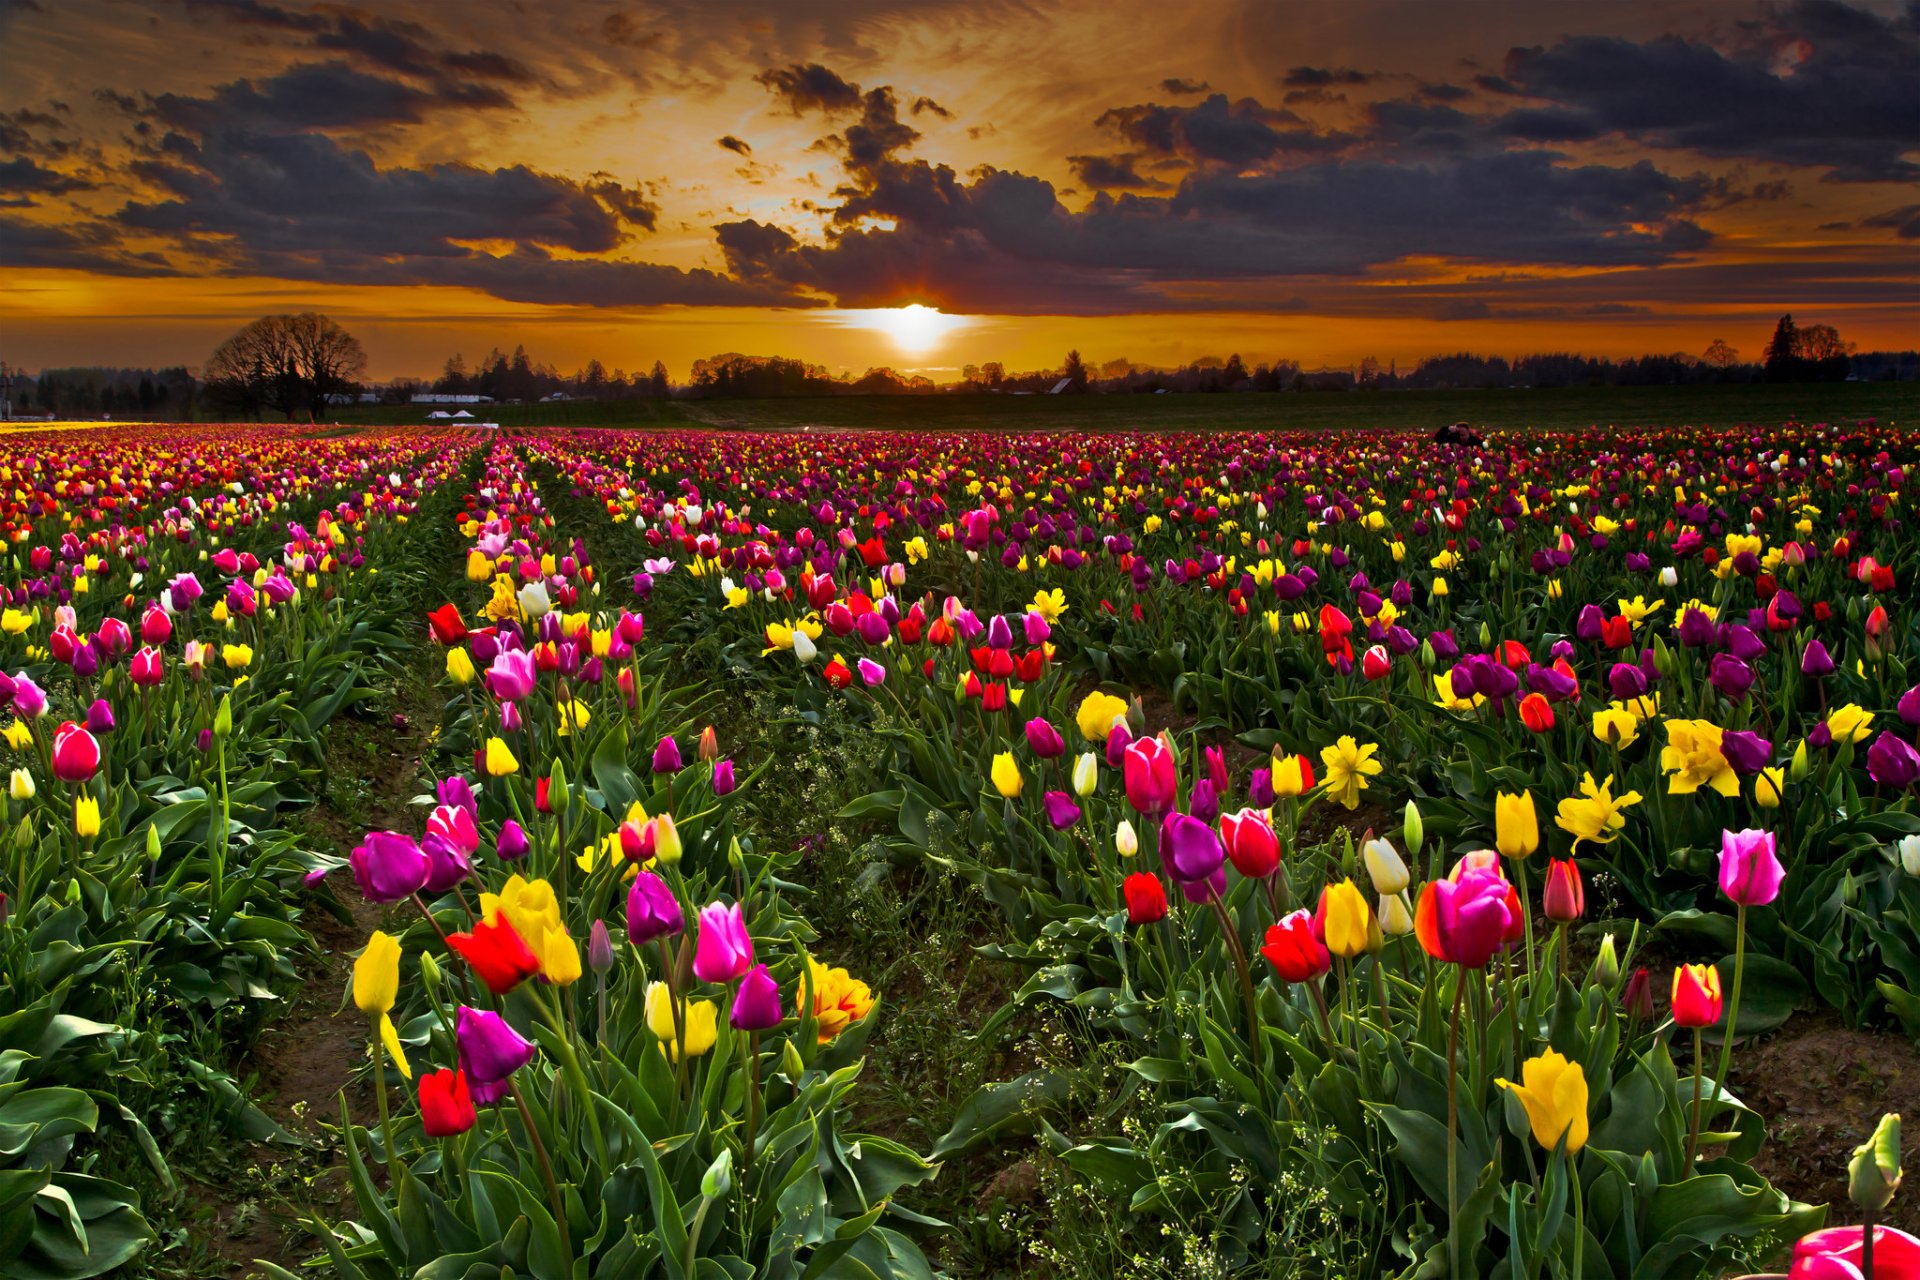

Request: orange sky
left=1, top=0, right=1915, bottom=379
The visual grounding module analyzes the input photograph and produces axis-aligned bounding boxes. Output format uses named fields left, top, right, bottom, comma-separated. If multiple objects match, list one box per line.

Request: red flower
left=1600, top=615, right=1634, bottom=649
left=822, top=657, right=853, bottom=689
left=1123, top=872, right=1168, bottom=926
left=1519, top=692, right=1555, bottom=733
left=447, top=916, right=542, bottom=994
left=535, top=777, right=552, bottom=813
left=52, top=721, right=102, bottom=783
left=427, top=604, right=468, bottom=646
left=419, top=1068, right=477, bottom=1136
left=1261, top=910, right=1331, bottom=982
left=1542, top=857, right=1584, bottom=923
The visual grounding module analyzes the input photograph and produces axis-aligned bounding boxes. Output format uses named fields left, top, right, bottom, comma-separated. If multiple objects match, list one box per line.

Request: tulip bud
left=1591, top=932, right=1619, bottom=988
left=1790, top=738, right=1811, bottom=781
left=546, top=759, right=571, bottom=815
left=146, top=823, right=162, bottom=862
left=213, top=693, right=233, bottom=740
left=1115, top=819, right=1138, bottom=858
left=1378, top=892, right=1413, bottom=936
left=1623, top=967, right=1654, bottom=1023
left=651, top=813, right=683, bottom=865
left=1477, top=621, right=1491, bottom=649
left=1848, top=1112, right=1902, bottom=1214
left=781, top=1038, right=806, bottom=1079
left=1900, top=834, right=1920, bottom=878
left=419, top=951, right=443, bottom=994
left=588, top=919, right=615, bottom=974
left=1401, top=800, right=1424, bottom=858
left=8, top=769, right=32, bottom=801
left=1071, top=753, right=1099, bottom=797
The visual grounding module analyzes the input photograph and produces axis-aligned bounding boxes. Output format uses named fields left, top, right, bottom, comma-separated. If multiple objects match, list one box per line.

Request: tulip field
left=4, top=416, right=1920, bottom=1279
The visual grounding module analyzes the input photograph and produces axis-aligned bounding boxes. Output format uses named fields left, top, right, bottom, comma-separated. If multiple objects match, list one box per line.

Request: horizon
left=2, top=0, right=1916, bottom=379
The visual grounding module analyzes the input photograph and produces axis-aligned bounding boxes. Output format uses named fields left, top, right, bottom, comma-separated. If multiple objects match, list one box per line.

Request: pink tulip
left=692, top=902, right=753, bottom=984
left=1718, top=827, right=1784, bottom=906
left=1123, top=735, right=1178, bottom=816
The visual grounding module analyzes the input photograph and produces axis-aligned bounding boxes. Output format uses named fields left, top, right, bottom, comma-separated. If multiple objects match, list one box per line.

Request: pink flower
left=1718, top=827, right=1784, bottom=907
left=1788, top=1224, right=1920, bottom=1278
left=1122, top=735, right=1178, bottom=816
left=692, top=902, right=753, bottom=984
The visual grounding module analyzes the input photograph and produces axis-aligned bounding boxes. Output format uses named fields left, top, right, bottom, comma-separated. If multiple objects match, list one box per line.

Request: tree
left=1763, top=315, right=1801, bottom=382
left=1061, top=349, right=1089, bottom=392
left=204, top=313, right=367, bottom=420
left=1703, top=338, right=1739, bottom=370
left=649, top=361, right=670, bottom=398
left=1794, top=323, right=1853, bottom=381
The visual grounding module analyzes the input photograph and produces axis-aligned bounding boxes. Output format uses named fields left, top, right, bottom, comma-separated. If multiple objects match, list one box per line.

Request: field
left=319, top=380, right=1920, bottom=435
left=1, top=412, right=1916, bottom=1279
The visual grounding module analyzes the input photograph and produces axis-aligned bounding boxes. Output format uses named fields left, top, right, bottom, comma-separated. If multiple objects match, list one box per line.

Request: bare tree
left=1702, top=338, right=1740, bottom=369
left=204, top=313, right=367, bottom=420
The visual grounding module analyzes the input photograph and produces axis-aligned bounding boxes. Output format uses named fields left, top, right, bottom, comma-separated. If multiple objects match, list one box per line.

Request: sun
left=842, top=304, right=970, bottom=357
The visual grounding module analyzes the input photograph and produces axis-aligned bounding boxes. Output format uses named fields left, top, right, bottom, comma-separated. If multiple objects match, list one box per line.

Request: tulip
left=1158, top=811, right=1226, bottom=886
left=1025, top=718, right=1066, bottom=759
left=1542, top=858, right=1584, bottom=923
left=130, top=646, right=165, bottom=687
left=1673, top=961, right=1724, bottom=1163
left=484, top=737, right=519, bottom=777
left=1042, top=791, right=1082, bottom=829
left=692, top=902, right=753, bottom=984
left=350, top=831, right=429, bottom=903
left=1414, top=864, right=1513, bottom=969
left=646, top=984, right=718, bottom=1061
left=1361, top=837, right=1408, bottom=894
left=1719, top=827, right=1783, bottom=906
left=1123, top=872, right=1167, bottom=925
left=427, top=603, right=468, bottom=645
left=353, top=930, right=411, bottom=1079
left=1222, top=808, right=1280, bottom=879
left=455, top=1005, right=537, bottom=1091
left=1115, top=819, right=1138, bottom=858
left=1787, top=1225, right=1920, bottom=1280
left=990, top=752, right=1023, bottom=798
left=651, top=736, right=683, bottom=774
left=587, top=920, right=615, bottom=975
left=496, top=819, right=529, bottom=862
left=446, top=648, right=475, bottom=684
left=537, top=925, right=582, bottom=986
left=1496, top=1049, right=1588, bottom=1154
left=729, top=964, right=784, bottom=1031
left=1271, top=753, right=1314, bottom=798
left=627, top=870, right=683, bottom=943
left=9, top=769, right=32, bottom=801
left=1123, top=736, right=1178, bottom=816
left=486, top=649, right=537, bottom=701
left=1493, top=790, right=1539, bottom=858
left=419, top=1069, right=477, bottom=1137
left=447, top=916, right=542, bottom=995
left=1900, top=834, right=1920, bottom=878
left=1847, top=1112, right=1902, bottom=1216
left=713, top=758, right=737, bottom=795
left=649, top=813, right=683, bottom=865
left=1071, top=752, right=1098, bottom=797
left=1076, top=691, right=1129, bottom=742
left=75, top=794, right=100, bottom=839
left=1262, top=909, right=1332, bottom=982
left=51, top=720, right=101, bottom=783
left=1867, top=731, right=1920, bottom=789
left=1623, top=966, right=1655, bottom=1022
left=1314, top=879, right=1373, bottom=958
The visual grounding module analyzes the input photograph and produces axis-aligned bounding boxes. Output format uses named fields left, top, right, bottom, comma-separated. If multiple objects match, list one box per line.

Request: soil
left=1739, top=1010, right=1920, bottom=1234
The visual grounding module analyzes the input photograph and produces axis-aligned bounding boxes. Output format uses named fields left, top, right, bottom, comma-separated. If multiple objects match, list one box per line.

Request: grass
left=321, top=381, right=1919, bottom=435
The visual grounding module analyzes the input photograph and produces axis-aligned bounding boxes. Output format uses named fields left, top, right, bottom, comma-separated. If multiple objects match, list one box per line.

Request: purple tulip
left=626, top=871, right=683, bottom=944
left=651, top=736, right=683, bottom=774
left=12, top=673, right=47, bottom=718
left=1800, top=639, right=1835, bottom=678
left=1159, top=811, right=1226, bottom=885
left=1723, top=624, right=1766, bottom=662
left=1247, top=767, right=1275, bottom=808
left=485, top=649, right=537, bottom=701
left=437, top=775, right=478, bottom=820
left=729, top=964, right=784, bottom=1031
left=713, top=758, right=737, bottom=796
left=1025, top=718, right=1066, bottom=759
left=85, top=698, right=115, bottom=734
left=496, top=819, right=530, bottom=862
left=1866, top=731, right=1920, bottom=790
left=1426, top=867, right=1514, bottom=969
left=349, top=831, right=429, bottom=903
left=456, top=1005, right=537, bottom=1086
left=1720, top=730, right=1772, bottom=777
left=1899, top=684, right=1920, bottom=727
left=1042, top=791, right=1082, bottom=829
left=1607, top=662, right=1648, bottom=700
left=1708, top=653, right=1755, bottom=701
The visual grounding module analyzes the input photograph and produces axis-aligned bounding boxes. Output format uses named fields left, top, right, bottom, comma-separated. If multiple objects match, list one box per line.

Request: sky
left=0, top=0, right=1916, bottom=380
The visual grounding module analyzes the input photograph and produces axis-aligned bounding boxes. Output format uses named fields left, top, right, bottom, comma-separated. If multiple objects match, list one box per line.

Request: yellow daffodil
left=1661, top=720, right=1739, bottom=797
left=1554, top=773, right=1642, bottom=848
left=1319, top=736, right=1382, bottom=810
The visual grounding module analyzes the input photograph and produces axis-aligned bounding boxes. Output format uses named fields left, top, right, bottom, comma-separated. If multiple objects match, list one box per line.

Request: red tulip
left=130, top=646, right=166, bottom=688
left=427, top=603, right=468, bottom=645
left=1221, top=807, right=1280, bottom=878
left=1123, top=735, right=1178, bottom=816
left=447, top=916, right=542, bottom=995
left=1361, top=644, right=1391, bottom=681
left=51, top=721, right=101, bottom=782
left=419, top=1068, right=477, bottom=1136
left=1123, top=872, right=1168, bottom=926
left=1670, top=963, right=1722, bottom=1028
left=1519, top=692, right=1555, bottom=732
left=1542, top=857, right=1583, bottom=922
left=1261, top=909, right=1331, bottom=982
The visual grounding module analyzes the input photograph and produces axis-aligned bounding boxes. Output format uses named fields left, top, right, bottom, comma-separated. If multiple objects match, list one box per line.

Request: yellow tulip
left=1075, top=692, right=1129, bottom=743
left=222, top=643, right=253, bottom=668
left=2, top=721, right=30, bottom=750
left=9, top=768, right=33, bottom=801
left=1318, top=878, right=1373, bottom=958
left=990, top=752, right=1023, bottom=799
left=75, top=794, right=100, bottom=838
left=539, top=925, right=582, bottom=987
left=466, top=550, right=492, bottom=581
left=445, top=648, right=475, bottom=685
left=352, top=930, right=401, bottom=1015
left=1497, top=1049, right=1589, bottom=1154
left=1755, top=767, right=1785, bottom=809
left=645, top=983, right=717, bottom=1060
left=1494, top=791, right=1539, bottom=858
left=484, top=737, right=519, bottom=776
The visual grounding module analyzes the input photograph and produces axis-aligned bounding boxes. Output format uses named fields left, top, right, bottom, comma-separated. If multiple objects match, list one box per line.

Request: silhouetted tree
left=1764, top=314, right=1801, bottom=382
left=1061, top=349, right=1089, bottom=392
left=204, top=313, right=367, bottom=420
left=649, top=361, right=670, bottom=398
left=1703, top=338, right=1739, bottom=369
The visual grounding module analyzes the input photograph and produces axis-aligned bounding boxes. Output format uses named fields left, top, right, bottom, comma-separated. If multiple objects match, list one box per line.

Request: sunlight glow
left=836, top=305, right=971, bottom=357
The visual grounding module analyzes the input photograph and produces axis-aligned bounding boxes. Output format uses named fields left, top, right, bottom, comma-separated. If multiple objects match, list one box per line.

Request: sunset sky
left=1, top=0, right=1915, bottom=380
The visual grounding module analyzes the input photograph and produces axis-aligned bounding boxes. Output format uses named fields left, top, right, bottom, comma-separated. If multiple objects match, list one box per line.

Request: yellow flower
left=484, top=737, right=519, bottom=776
left=222, top=643, right=253, bottom=668
left=1591, top=705, right=1640, bottom=749
left=482, top=875, right=562, bottom=947
left=1431, top=576, right=1449, bottom=599
left=1028, top=588, right=1067, bottom=622
left=1075, top=692, right=1129, bottom=743
left=445, top=647, right=475, bottom=685
left=802, top=958, right=876, bottom=1043
left=1, top=609, right=32, bottom=635
left=1497, top=1049, right=1589, bottom=1154
left=1433, top=672, right=1484, bottom=713
left=904, top=536, right=929, bottom=564
left=466, top=550, right=492, bottom=581
left=1318, top=736, right=1381, bottom=810
left=379, top=1013, right=411, bottom=1079
left=1554, top=773, right=1643, bottom=848
left=2, top=721, right=30, bottom=751
left=646, top=982, right=717, bottom=1060
left=990, top=751, right=1023, bottom=799
left=352, top=930, right=401, bottom=1015
left=483, top=574, right=521, bottom=622
left=538, top=925, right=582, bottom=987
left=1318, top=879, right=1373, bottom=958
left=75, top=794, right=100, bottom=838
left=1617, top=596, right=1665, bottom=628
left=1826, top=703, right=1874, bottom=744
left=1494, top=791, right=1539, bottom=858
left=556, top=699, right=592, bottom=736
left=1660, top=719, right=1739, bottom=797
left=1755, top=767, right=1785, bottom=809
left=9, top=769, right=33, bottom=800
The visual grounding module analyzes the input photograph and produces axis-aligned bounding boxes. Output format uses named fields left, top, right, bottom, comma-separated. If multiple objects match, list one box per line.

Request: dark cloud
left=1067, top=152, right=1169, bottom=191
left=1419, top=83, right=1472, bottom=103
left=909, top=95, right=950, bottom=118
left=1503, top=1, right=1920, bottom=181
left=756, top=62, right=863, bottom=115
left=1281, top=66, right=1372, bottom=87
left=145, top=62, right=513, bottom=135
left=180, top=0, right=327, bottom=32
left=0, top=156, right=91, bottom=195
left=314, top=15, right=440, bottom=77
left=0, top=213, right=169, bottom=274
left=1097, top=94, right=1343, bottom=167
left=717, top=134, right=752, bottom=156
left=1159, top=77, right=1209, bottom=95
left=0, top=106, right=76, bottom=157
left=1863, top=204, right=1920, bottom=239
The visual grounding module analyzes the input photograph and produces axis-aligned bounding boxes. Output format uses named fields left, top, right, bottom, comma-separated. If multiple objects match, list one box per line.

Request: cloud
left=1097, top=94, right=1345, bottom=167
left=1862, top=204, right=1920, bottom=239
left=145, top=62, right=514, bottom=135
left=717, top=134, right=752, bottom=155
left=0, top=156, right=91, bottom=195
left=1159, top=77, right=1209, bottom=95
left=1502, top=0, right=1920, bottom=181
left=1067, top=152, right=1169, bottom=191
left=1281, top=66, right=1372, bottom=87
left=180, top=0, right=327, bottom=32
left=756, top=62, right=863, bottom=115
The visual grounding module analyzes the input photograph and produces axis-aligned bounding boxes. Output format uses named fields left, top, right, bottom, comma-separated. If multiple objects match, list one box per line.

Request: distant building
left=413, top=393, right=495, bottom=404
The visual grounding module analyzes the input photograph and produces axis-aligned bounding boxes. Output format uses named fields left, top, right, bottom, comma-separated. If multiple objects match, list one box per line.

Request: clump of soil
left=1741, top=1010, right=1919, bottom=1233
